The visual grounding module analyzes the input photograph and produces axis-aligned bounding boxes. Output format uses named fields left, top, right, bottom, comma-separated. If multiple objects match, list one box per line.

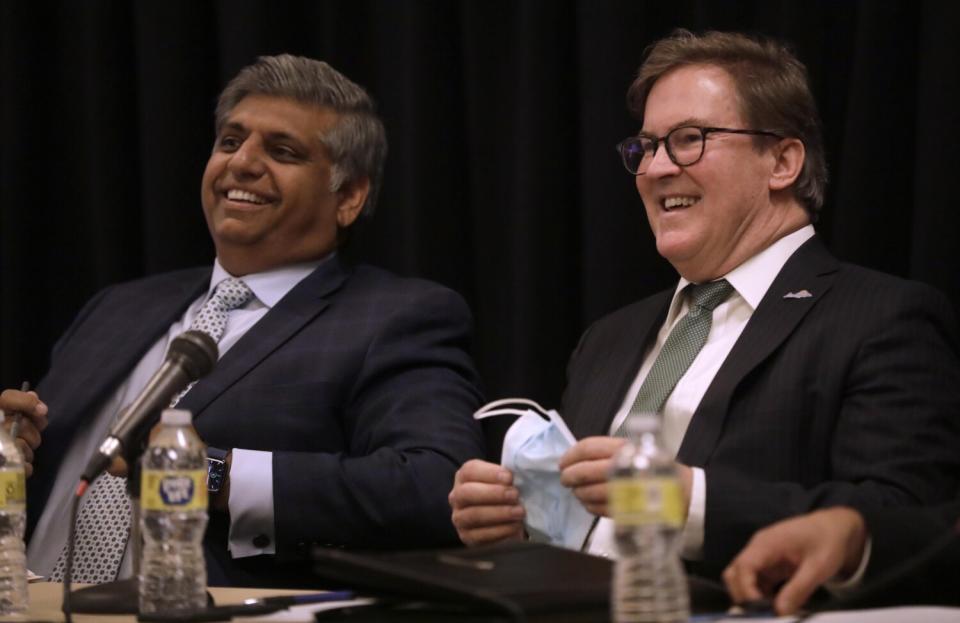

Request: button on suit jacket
left=28, top=256, right=486, bottom=586
left=560, top=236, right=960, bottom=574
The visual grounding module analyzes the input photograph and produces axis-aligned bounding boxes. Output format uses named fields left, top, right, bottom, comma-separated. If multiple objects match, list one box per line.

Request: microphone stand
left=64, top=331, right=218, bottom=615
left=68, top=441, right=147, bottom=614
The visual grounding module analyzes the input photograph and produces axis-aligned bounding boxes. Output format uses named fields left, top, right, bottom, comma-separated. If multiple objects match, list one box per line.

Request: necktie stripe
left=616, top=280, right=733, bottom=437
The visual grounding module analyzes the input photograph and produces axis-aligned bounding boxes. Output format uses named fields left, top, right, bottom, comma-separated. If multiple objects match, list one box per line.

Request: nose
left=642, top=143, right=681, bottom=178
left=227, top=139, right=266, bottom=178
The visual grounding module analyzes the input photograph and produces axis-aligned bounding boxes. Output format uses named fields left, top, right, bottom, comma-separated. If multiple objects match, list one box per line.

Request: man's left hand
left=559, top=436, right=693, bottom=517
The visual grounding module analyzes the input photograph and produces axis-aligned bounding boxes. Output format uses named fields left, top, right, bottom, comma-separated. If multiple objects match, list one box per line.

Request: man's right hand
left=448, top=459, right=525, bottom=546
left=0, top=388, right=48, bottom=477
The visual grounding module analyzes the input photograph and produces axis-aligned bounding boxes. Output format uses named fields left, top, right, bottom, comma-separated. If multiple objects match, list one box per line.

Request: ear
left=768, top=138, right=805, bottom=192
left=335, top=176, right=370, bottom=229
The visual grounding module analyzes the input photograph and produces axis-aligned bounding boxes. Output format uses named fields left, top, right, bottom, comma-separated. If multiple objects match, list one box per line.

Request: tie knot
left=688, top=279, right=733, bottom=312
left=209, top=277, right=253, bottom=311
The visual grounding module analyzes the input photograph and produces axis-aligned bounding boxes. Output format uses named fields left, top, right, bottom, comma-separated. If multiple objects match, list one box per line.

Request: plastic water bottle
left=139, top=409, right=208, bottom=613
left=609, top=413, right=689, bottom=623
left=0, top=411, right=27, bottom=614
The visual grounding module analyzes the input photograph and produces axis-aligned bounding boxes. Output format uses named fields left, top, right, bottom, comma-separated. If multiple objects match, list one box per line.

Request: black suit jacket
left=561, top=237, right=960, bottom=572
left=28, top=257, right=486, bottom=586
left=853, top=501, right=960, bottom=607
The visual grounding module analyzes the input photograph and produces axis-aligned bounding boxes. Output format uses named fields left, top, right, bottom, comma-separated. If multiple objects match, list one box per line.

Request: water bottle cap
left=161, top=409, right=192, bottom=426
left=623, top=413, right=659, bottom=435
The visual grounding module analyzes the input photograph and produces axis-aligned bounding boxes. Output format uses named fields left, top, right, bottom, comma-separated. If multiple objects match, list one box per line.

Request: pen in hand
left=8, top=381, right=30, bottom=441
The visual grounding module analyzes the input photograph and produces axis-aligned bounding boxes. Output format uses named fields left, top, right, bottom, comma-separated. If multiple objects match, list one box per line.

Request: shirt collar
left=208, top=252, right=335, bottom=308
left=666, top=224, right=816, bottom=319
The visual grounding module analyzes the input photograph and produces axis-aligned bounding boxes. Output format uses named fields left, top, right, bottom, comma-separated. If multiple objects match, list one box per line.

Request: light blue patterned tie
left=50, top=278, right=253, bottom=584
left=616, top=280, right=733, bottom=437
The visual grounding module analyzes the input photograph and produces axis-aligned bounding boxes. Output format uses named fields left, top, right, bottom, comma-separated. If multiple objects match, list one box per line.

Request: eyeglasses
left=616, top=126, right=783, bottom=175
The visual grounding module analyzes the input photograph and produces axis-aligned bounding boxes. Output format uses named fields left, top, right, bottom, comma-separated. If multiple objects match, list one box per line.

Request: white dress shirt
left=28, top=256, right=324, bottom=578
left=587, top=225, right=816, bottom=558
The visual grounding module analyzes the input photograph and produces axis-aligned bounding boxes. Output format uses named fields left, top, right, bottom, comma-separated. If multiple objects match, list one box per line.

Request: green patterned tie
left=616, top=279, right=734, bottom=436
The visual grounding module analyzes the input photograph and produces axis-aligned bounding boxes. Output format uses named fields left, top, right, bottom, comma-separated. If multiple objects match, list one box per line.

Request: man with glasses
left=449, top=30, right=960, bottom=579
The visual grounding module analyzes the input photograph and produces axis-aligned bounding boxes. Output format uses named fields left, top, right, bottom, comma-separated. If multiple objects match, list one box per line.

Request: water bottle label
left=141, top=469, right=208, bottom=511
left=609, top=477, right=683, bottom=527
left=0, top=471, right=25, bottom=510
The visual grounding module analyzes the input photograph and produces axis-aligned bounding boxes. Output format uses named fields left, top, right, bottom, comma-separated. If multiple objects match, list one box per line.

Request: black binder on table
left=312, top=541, right=730, bottom=622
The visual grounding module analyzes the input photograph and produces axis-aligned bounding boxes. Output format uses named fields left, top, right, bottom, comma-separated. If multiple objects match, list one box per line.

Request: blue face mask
left=474, top=399, right=595, bottom=550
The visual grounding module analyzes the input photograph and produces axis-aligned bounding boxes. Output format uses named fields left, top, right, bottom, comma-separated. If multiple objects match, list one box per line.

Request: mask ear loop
left=473, top=398, right=552, bottom=421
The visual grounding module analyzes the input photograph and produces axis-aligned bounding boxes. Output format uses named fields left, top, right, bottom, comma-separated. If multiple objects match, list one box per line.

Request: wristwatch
left=207, top=447, right=229, bottom=494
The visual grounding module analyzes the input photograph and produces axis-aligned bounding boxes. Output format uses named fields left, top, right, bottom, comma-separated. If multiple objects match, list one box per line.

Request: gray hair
left=216, top=54, right=387, bottom=219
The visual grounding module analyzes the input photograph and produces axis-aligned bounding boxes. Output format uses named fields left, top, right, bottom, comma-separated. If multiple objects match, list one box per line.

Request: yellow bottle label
left=609, top=477, right=683, bottom=527
left=0, top=470, right=26, bottom=510
left=141, top=469, right=208, bottom=511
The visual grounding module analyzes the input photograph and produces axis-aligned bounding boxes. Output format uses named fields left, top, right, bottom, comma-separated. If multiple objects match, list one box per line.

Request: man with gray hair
left=26, top=54, right=486, bottom=587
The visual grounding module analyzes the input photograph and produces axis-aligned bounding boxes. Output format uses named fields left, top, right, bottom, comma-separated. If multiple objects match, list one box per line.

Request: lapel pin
left=783, top=289, right=813, bottom=299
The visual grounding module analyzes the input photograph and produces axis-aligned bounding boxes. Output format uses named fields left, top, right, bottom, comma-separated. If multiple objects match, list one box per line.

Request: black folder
left=312, top=541, right=610, bottom=622
left=312, top=541, right=730, bottom=622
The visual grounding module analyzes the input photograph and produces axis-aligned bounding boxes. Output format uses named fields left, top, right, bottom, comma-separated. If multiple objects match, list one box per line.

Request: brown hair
left=627, top=30, right=827, bottom=217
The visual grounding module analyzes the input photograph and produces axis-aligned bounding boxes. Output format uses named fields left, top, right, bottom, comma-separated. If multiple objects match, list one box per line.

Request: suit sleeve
left=271, top=285, right=485, bottom=556
left=865, top=502, right=959, bottom=576
left=855, top=502, right=960, bottom=606
left=702, top=282, right=960, bottom=569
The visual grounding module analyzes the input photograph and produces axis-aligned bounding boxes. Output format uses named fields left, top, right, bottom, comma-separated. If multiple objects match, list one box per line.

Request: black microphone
left=80, top=330, right=218, bottom=483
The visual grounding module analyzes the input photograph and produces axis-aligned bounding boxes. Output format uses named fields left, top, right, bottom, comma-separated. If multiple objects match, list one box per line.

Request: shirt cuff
left=825, top=536, right=873, bottom=594
left=227, top=449, right=276, bottom=558
left=680, top=466, right=706, bottom=560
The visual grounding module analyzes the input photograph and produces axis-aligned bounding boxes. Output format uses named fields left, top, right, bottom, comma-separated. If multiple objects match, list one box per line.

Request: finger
left=559, top=436, right=625, bottom=469
left=14, top=439, right=34, bottom=465
left=27, top=409, right=48, bottom=432
left=582, top=502, right=608, bottom=517
left=458, top=522, right=525, bottom=547
left=560, top=457, right=612, bottom=488
left=23, top=462, right=33, bottom=478
left=449, top=481, right=519, bottom=509
left=774, top=556, right=834, bottom=615
left=723, top=559, right=765, bottom=605
left=0, top=390, right=46, bottom=418
left=569, top=482, right=608, bottom=506
left=14, top=420, right=41, bottom=450
left=724, top=532, right=792, bottom=604
left=452, top=503, right=525, bottom=531
left=455, top=459, right=512, bottom=486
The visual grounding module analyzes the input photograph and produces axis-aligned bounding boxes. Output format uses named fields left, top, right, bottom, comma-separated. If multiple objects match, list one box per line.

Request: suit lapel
left=570, top=291, right=671, bottom=439
left=46, top=269, right=210, bottom=433
left=677, top=237, right=840, bottom=465
left=178, top=257, right=349, bottom=416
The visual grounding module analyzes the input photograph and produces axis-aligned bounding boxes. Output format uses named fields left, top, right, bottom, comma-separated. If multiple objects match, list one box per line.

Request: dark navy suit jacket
left=28, top=257, right=486, bottom=586
left=560, top=236, right=960, bottom=574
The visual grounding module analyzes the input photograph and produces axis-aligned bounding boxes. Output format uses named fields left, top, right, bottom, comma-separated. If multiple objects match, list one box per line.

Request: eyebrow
left=218, top=122, right=309, bottom=148
left=639, top=117, right=709, bottom=137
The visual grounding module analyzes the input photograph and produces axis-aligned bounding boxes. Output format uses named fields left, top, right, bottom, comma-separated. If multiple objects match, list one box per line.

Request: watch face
left=207, top=458, right=226, bottom=493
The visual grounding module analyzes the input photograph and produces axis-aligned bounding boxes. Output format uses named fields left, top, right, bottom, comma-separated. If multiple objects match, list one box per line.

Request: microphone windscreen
left=168, top=330, right=218, bottom=380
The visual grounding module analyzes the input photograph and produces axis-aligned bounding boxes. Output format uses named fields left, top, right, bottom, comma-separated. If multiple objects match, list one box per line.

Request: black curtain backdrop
left=2, top=1, right=958, bottom=407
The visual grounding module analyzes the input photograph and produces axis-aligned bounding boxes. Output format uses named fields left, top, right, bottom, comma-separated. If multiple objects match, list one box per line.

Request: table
left=2, top=583, right=313, bottom=622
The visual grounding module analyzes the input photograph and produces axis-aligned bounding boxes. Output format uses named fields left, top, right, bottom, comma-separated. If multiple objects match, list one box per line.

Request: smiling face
left=201, top=94, right=368, bottom=275
left=635, top=64, right=808, bottom=282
